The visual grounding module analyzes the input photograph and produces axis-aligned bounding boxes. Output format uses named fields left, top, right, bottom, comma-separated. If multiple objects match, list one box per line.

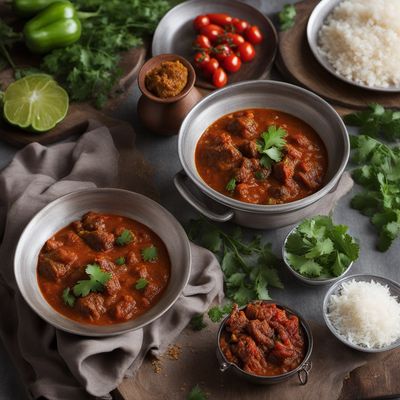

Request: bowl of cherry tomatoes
left=152, top=0, right=278, bottom=89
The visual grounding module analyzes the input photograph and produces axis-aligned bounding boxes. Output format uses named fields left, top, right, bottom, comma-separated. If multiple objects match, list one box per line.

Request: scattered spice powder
left=165, top=344, right=181, bottom=360
left=151, top=359, right=162, bottom=374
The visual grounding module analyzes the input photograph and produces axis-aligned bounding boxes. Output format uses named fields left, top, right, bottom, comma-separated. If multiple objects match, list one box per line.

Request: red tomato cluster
left=192, top=13, right=264, bottom=88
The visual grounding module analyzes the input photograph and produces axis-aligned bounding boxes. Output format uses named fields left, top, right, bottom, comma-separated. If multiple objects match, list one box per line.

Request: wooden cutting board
left=276, top=0, right=400, bottom=112
left=0, top=3, right=146, bottom=147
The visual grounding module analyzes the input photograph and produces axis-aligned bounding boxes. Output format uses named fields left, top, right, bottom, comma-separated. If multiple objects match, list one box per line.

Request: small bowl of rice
left=323, top=274, right=400, bottom=352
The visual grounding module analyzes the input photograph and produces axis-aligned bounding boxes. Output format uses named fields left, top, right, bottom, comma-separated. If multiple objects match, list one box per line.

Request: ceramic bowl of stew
left=14, top=188, right=191, bottom=337
left=216, top=301, right=313, bottom=385
left=175, top=80, right=350, bottom=229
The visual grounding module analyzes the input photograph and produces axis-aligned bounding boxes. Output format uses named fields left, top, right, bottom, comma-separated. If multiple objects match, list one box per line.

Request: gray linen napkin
left=0, top=123, right=224, bottom=399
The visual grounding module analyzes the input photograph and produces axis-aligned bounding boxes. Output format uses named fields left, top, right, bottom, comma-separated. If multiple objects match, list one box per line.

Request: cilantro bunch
left=278, top=4, right=297, bottom=31
left=350, top=135, right=400, bottom=251
left=187, top=219, right=283, bottom=322
left=256, top=125, right=287, bottom=168
left=284, top=216, right=359, bottom=278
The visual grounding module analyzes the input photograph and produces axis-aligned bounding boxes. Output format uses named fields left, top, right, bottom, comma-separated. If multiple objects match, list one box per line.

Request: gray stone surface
left=0, top=0, right=399, bottom=398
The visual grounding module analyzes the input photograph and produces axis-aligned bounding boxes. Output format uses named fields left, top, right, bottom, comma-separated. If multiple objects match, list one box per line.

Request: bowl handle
left=174, top=171, right=234, bottom=222
left=298, top=360, right=312, bottom=385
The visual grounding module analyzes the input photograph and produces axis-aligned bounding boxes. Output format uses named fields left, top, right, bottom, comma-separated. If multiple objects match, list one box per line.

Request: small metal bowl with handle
left=216, top=300, right=313, bottom=385
left=323, top=274, right=400, bottom=353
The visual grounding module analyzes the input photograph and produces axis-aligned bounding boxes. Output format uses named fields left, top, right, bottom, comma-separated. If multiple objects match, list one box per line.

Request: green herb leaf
left=208, top=304, right=233, bottom=323
left=135, top=277, right=149, bottom=290
left=187, top=384, right=207, bottom=400
left=226, top=177, right=236, bottom=192
left=62, top=287, right=75, bottom=307
left=190, top=314, right=207, bottom=331
left=257, top=125, right=287, bottom=168
left=141, top=245, right=158, bottom=261
left=116, top=229, right=134, bottom=246
left=73, top=263, right=111, bottom=297
left=279, top=4, right=297, bottom=31
left=115, top=256, right=126, bottom=265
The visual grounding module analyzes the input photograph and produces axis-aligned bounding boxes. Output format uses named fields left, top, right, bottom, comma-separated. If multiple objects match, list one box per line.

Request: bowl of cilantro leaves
left=282, top=216, right=360, bottom=286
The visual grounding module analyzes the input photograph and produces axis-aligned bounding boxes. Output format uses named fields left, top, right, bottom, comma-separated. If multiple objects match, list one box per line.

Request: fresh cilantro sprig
left=135, top=278, right=149, bottom=290
left=115, top=256, right=126, bottom=265
left=62, top=287, right=76, bottom=307
left=257, top=125, right=287, bottom=168
left=350, top=135, right=400, bottom=251
left=73, top=263, right=111, bottom=297
left=141, top=245, right=158, bottom=262
left=190, top=314, right=207, bottom=331
left=279, top=4, right=297, bottom=31
left=187, top=385, right=207, bottom=400
left=116, top=229, right=134, bottom=246
left=284, top=216, right=359, bottom=278
left=225, top=178, right=236, bottom=193
left=208, top=303, right=233, bottom=323
left=344, top=104, right=400, bottom=141
left=187, top=219, right=283, bottom=321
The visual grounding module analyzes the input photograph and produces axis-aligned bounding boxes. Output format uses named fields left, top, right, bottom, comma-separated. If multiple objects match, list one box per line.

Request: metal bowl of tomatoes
left=152, top=0, right=278, bottom=89
left=216, top=301, right=313, bottom=385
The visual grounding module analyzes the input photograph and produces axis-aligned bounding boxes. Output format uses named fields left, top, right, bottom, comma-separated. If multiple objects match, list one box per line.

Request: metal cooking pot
left=175, top=80, right=350, bottom=229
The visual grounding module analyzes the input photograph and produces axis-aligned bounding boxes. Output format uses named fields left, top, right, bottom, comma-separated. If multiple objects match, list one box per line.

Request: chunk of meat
left=81, top=212, right=106, bottom=231
left=112, top=295, right=136, bottom=321
left=273, top=159, right=295, bottom=185
left=50, top=247, right=77, bottom=265
left=81, top=230, right=114, bottom=251
left=236, top=183, right=266, bottom=204
left=64, top=231, right=80, bottom=245
left=236, top=158, right=256, bottom=184
left=38, top=255, right=71, bottom=281
left=237, top=140, right=259, bottom=158
left=143, top=282, right=161, bottom=301
left=285, top=144, right=302, bottom=160
left=44, top=237, right=63, bottom=252
left=233, top=335, right=264, bottom=364
left=76, top=293, right=106, bottom=321
left=133, top=263, right=149, bottom=279
left=225, top=304, right=249, bottom=334
left=227, top=113, right=258, bottom=140
left=247, top=319, right=274, bottom=349
left=95, top=258, right=121, bottom=296
left=289, top=133, right=311, bottom=148
left=203, top=131, right=243, bottom=171
left=72, top=220, right=83, bottom=233
left=127, top=250, right=140, bottom=265
left=245, top=302, right=276, bottom=321
left=294, top=168, right=323, bottom=190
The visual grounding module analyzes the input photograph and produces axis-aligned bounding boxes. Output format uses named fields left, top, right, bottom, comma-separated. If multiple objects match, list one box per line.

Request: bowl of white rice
left=307, top=0, right=400, bottom=92
left=323, top=274, right=400, bottom=352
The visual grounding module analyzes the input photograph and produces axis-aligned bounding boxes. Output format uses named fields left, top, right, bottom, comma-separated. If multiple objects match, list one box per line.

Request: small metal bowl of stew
left=175, top=80, right=350, bottom=229
left=216, top=301, right=313, bottom=385
left=14, top=188, right=191, bottom=337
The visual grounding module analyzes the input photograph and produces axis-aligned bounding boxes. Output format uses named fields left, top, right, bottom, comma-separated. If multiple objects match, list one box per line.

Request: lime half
left=3, top=74, right=69, bottom=133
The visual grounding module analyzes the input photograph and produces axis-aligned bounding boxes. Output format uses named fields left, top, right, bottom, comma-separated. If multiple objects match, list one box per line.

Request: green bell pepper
left=23, top=1, right=81, bottom=54
left=13, top=0, right=61, bottom=17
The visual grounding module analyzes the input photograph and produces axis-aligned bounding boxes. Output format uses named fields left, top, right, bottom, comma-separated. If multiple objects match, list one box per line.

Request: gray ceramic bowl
left=323, top=274, right=400, bottom=352
left=307, top=0, right=400, bottom=92
left=175, top=80, right=350, bottom=229
left=282, top=223, right=354, bottom=286
left=14, top=189, right=191, bottom=337
left=216, top=300, right=313, bottom=385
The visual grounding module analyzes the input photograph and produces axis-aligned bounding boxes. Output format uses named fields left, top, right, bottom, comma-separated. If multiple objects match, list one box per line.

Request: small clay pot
left=137, top=54, right=203, bottom=135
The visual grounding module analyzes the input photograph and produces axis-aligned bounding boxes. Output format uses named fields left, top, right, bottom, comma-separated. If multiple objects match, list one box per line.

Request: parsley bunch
left=278, top=4, right=297, bottom=31
left=284, top=216, right=359, bottom=278
left=257, top=125, right=287, bottom=168
left=350, top=135, right=400, bottom=251
left=344, top=104, right=400, bottom=141
left=187, top=219, right=283, bottom=322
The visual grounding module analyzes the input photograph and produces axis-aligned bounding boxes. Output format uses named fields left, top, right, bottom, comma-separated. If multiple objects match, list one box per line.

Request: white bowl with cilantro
left=282, top=216, right=360, bottom=286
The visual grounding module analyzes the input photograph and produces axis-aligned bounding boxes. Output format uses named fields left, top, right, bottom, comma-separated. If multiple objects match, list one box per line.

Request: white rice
left=317, top=0, right=400, bottom=88
left=327, top=279, right=400, bottom=349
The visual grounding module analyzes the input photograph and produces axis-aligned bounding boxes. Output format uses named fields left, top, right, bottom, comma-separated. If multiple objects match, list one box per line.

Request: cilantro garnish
left=257, top=125, right=287, bottom=168
left=350, top=135, right=400, bottom=251
left=187, top=385, right=207, bottom=400
left=116, top=229, right=134, bottom=246
left=115, top=256, right=125, bottom=265
left=190, top=314, right=207, bottom=331
left=208, top=304, right=233, bottom=323
left=72, top=263, right=111, bottom=297
left=187, top=219, right=283, bottom=315
left=62, top=287, right=75, bottom=307
left=135, top=278, right=149, bottom=290
left=284, top=216, right=359, bottom=278
left=344, top=104, right=400, bottom=141
left=141, top=245, right=158, bottom=262
left=279, top=4, right=297, bottom=31
left=226, top=177, right=236, bottom=193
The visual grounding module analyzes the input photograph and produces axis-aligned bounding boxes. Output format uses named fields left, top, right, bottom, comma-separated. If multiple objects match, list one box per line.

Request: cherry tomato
left=245, top=25, right=263, bottom=45
left=223, top=54, right=242, bottom=73
left=207, top=13, right=232, bottom=26
left=212, top=67, right=228, bottom=88
left=194, top=52, right=211, bottom=69
left=193, top=34, right=211, bottom=51
left=200, top=24, right=224, bottom=42
left=232, top=18, right=249, bottom=34
left=213, top=43, right=232, bottom=62
left=237, top=41, right=256, bottom=62
left=193, top=15, right=210, bottom=31
left=217, top=32, right=245, bottom=47
left=202, top=58, right=219, bottom=77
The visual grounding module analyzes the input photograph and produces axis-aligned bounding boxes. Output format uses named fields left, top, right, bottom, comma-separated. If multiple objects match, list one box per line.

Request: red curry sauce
left=220, top=302, right=305, bottom=376
left=37, top=212, right=170, bottom=325
left=195, top=109, right=328, bottom=205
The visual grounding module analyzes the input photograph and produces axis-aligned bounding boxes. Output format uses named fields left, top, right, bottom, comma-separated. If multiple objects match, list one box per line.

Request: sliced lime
left=3, top=74, right=69, bottom=133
